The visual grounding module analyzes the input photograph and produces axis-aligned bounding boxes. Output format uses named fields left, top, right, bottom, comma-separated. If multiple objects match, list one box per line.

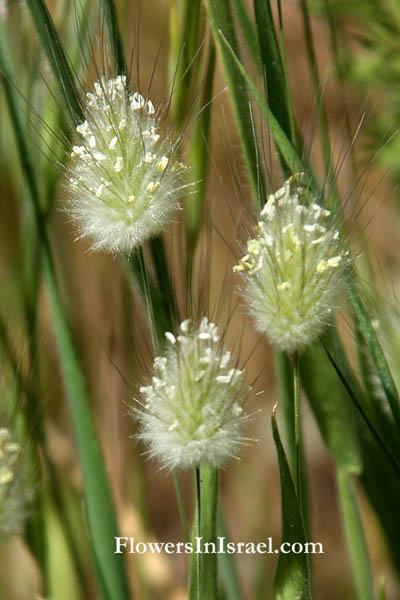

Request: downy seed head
left=233, top=174, right=351, bottom=353
left=134, top=318, right=251, bottom=470
left=66, top=76, right=187, bottom=253
left=0, top=428, right=32, bottom=542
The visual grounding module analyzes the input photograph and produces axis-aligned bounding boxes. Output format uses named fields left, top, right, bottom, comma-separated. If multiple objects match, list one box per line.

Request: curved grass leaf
left=253, top=0, right=294, bottom=145
left=355, top=333, right=400, bottom=458
left=231, top=0, right=261, bottom=68
left=300, top=336, right=362, bottom=474
left=272, top=408, right=311, bottom=600
left=322, top=338, right=400, bottom=477
left=349, top=285, right=400, bottom=428
left=25, top=0, right=83, bottom=123
left=357, top=416, right=400, bottom=575
left=315, top=328, right=400, bottom=577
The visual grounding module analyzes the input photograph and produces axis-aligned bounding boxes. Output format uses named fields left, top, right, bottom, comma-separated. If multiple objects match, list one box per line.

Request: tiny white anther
left=114, top=156, right=123, bottom=172
left=94, top=82, right=103, bottom=97
left=0, top=466, right=13, bottom=485
left=157, top=156, right=169, bottom=171
left=131, top=92, right=145, bottom=110
left=165, top=332, right=176, bottom=344
left=109, top=136, right=118, bottom=150
left=327, top=255, right=342, bottom=268
left=316, top=260, right=328, bottom=273
left=180, top=319, right=191, bottom=333
left=146, top=181, right=160, bottom=192
left=144, top=152, right=155, bottom=164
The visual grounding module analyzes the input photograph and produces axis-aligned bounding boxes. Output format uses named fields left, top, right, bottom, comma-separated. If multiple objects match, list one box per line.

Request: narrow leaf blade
left=272, top=408, right=311, bottom=600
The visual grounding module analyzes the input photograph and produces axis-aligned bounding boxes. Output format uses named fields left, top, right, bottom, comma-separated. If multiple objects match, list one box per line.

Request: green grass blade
left=337, top=469, right=375, bottom=600
left=349, top=286, right=400, bottom=428
left=272, top=407, right=311, bottom=600
left=25, top=0, right=83, bottom=123
left=43, top=252, right=131, bottom=600
left=354, top=324, right=400, bottom=451
left=169, top=0, right=203, bottom=130
left=99, top=0, right=127, bottom=73
left=253, top=0, right=294, bottom=145
left=357, top=417, right=400, bottom=575
left=231, top=0, right=261, bottom=67
left=299, top=0, right=332, bottom=175
left=218, top=32, right=314, bottom=184
left=322, top=340, right=400, bottom=477
left=0, top=22, right=131, bottom=599
left=299, top=336, right=362, bottom=474
left=186, top=39, right=216, bottom=250
left=205, top=0, right=265, bottom=207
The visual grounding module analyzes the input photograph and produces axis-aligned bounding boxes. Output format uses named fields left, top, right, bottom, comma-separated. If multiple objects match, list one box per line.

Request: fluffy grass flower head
left=0, top=427, right=32, bottom=542
left=234, top=174, right=351, bottom=353
left=135, top=318, right=251, bottom=470
left=66, top=75, right=187, bottom=253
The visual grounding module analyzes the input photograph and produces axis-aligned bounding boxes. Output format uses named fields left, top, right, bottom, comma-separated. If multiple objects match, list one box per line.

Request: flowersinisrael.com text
left=115, top=537, right=323, bottom=555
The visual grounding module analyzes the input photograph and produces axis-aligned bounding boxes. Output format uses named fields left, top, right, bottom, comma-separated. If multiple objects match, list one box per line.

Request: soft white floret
left=134, top=318, right=251, bottom=470
left=234, top=174, right=351, bottom=353
left=65, top=76, right=187, bottom=254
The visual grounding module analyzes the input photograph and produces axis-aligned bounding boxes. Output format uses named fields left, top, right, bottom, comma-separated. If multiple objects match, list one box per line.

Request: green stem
left=173, top=470, right=190, bottom=543
left=276, top=353, right=295, bottom=471
left=42, top=246, right=131, bottom=600
left=292, top=352, right=301, bottom=498
left=290, top=351, right=310, bottom=532
left=190, top=466, right=219, bottom=600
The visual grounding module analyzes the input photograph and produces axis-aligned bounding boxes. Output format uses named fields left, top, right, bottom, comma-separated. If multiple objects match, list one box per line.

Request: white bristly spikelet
left=134, top=318, right=251, bottom=470
left=233, top=173, right=352, bottom=353
left=0, top=428, right=32, bottom=542
left=66, top=75, right=187, bottom=253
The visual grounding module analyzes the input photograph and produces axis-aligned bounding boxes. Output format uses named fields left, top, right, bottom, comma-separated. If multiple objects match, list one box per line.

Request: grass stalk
left=292, top=352, right=301, bottom=499
left=190, top=466, right=219, bottom=600
left=173, top=470, right=190, bottom=544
